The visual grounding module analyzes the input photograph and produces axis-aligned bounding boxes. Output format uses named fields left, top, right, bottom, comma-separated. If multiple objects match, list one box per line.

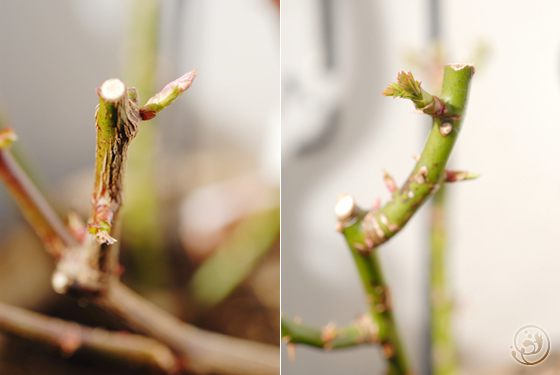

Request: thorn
left=335, top=221, right=344, bottom=233
left=383, top=170, right=397, bottom=193
left=387, top=222, right=400, bottom=232
left=354, top=242, right=366, bottom=251
left=412, top=154, right=421, bottom=162
left=414, top=165, right=429, bottom=184
left=384, top=287, right=393, bottom=311
left=382, top=343, right=395, bottom=359
left=355, top=243, right=372, bottom=256
left=430, top=183, right=441, bottom=194
left=321, top=322, right=337, bottom=343
left=408, top=190, right=415, bottom=199
left=287, top=343, right=296, bottom=362
left=356, top=314, right=379, bottom=343
left=445, top=170, right=480, bottom=182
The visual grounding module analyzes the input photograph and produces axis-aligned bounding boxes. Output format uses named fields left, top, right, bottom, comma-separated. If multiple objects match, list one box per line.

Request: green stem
left=359, top=64, right=475, bottom=249
left=281, top=314, right=377, bottom=350
left=89, top=79, right=140, bottom=279
left=430, top=187, right=456, bottom=375
left=0, top=128, right=77, bottom=258
left=190, top=205, right=280, bottom=310
left=89, top=79, right=140, bottom=247
left=332, top=64, right=474, bottom=374
left=340, top=213, right=409, bottom=374
left=122, top=0, right=167, bottom=288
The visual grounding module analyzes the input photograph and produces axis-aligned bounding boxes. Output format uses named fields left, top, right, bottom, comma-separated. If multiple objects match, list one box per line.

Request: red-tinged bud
left=140, top=69, right=197, bottom=120
left=445, top=170, right=479, bottom=182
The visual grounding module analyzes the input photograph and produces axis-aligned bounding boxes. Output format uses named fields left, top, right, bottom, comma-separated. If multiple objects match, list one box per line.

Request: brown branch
left=0, top=128, right=78, bottom=258
left=98, top=283, right=279, bottom=375
left=0, top=301, right=180, bottom=373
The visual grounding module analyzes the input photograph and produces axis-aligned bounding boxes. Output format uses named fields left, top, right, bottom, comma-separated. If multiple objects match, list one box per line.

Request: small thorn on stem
left=382, top=343, right=395, bottom=359
left=383, top=170, right=397, bottom=193
left=335, top=221, right=344, bottom=233
left=321, top=322, right=337, bottom=343
left=354, top=242, right=372, bottom=256
left=414, top=165, right=429, bottom=184
left=287, top=343, right=296, bottom=361
left=412, top=154, right=421, bottom=162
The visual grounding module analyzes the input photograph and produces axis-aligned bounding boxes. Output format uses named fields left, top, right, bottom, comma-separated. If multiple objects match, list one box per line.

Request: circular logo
left=510, top=325, right=550, bottom=365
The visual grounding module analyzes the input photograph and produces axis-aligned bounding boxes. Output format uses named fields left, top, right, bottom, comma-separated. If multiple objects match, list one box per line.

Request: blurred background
left=281, top=1, right=560, bottom=374
left=0, top=1, right=279, bottom=374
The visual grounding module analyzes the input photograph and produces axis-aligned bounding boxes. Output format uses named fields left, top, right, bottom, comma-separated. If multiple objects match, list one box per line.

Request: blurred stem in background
left=427, top=1, right=457, bottom=372
left=121, top=0, right=168, bottom=289
left=190, top=200, right=280, bottom=310
left=430, top=186, right=456, bottom=375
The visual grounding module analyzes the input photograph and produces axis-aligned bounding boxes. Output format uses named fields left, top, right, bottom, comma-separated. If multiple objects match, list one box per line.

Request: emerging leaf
left=382, top=71, right=422, bottom=101
left=382, top=71, right=447, bottom=117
